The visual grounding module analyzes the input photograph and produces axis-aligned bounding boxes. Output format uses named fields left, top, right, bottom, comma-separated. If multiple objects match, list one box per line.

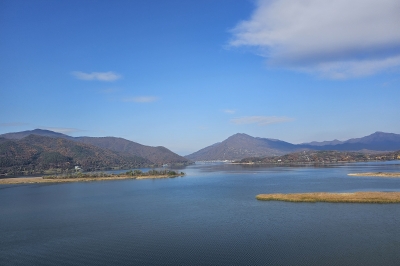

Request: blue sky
left=1, top=0, right=400, bottom=155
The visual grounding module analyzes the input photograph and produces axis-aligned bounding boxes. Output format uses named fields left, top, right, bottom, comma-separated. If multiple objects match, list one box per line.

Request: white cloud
left=223, top=109, right=236, bottom=114
left=229, top=0, right=400, bottom=78
left=123, top=96, right=158, bottom=103
left=72, top=71, right=121, bottom=81
left=43, top=127, right=82, bottom=134
left=231, top=116, right=293, bottom=126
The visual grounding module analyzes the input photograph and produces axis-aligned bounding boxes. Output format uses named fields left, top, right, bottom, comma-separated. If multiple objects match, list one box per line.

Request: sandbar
left=256, top=192, right=400, bottom=203
left=348, top=172, right=400, bottom=178
left=0, top=174, right=182, bottom=185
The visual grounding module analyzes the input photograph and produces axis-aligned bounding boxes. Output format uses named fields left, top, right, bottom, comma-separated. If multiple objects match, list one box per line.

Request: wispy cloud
left=43, top=127, right=82, bottom=134
left=72, top=71, right=121, bottom=81
left=231, top=116, right=293, bottom=126
left=0, top=122, right=29, bottom=127
left=122, top=96, right=158, bottom=103
left=229, top=0, right=400, bottom=79
left=223, top=109, right=236, bottom=114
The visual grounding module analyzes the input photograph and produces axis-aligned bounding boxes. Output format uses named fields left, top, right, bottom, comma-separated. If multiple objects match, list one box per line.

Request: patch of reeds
left=256, top=192, right=400, bottom=203
left=348, top=172, right=400, bottom=178
left=44, top=172, right=111, bottom=179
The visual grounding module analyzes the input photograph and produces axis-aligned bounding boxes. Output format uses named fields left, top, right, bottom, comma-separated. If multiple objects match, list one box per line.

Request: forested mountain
left=0, top=135, right=151, bottom=175
left=185, top=133, right=302, bottom=161
left=0, top=129, right=191, bottom=166
left=76, top=137, right=189, bottom=165
left=0, top=129, right=75, bottom=140
left=186, top=132, right=400, bottom=161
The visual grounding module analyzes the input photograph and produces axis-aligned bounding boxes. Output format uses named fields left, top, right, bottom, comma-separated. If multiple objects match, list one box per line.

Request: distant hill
left=0, top=129, right=74, bottom=140
left=302, top=132, right=400, bottom=151
left=0, top=129, right=191, bottom=166
left=0, top=135, right=151, bottom=175
left=302, top=139, right=344, bottom=146
left=186, top=132, right=400, bottom=161
left=76, top=137, right=189, bottom=165
left=185, top=133, right=303, bottom=161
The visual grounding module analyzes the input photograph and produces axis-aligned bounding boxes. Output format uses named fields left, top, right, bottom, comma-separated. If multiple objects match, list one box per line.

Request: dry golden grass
left=348, top=172, right=400, bottom=178
left=256, top=192, right=400, bottom=203
left=0, top=175, right=179, bottom=185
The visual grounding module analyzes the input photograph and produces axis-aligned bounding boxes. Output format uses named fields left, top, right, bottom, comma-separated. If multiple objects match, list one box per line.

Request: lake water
left=1, top=161, right=400, bottom=265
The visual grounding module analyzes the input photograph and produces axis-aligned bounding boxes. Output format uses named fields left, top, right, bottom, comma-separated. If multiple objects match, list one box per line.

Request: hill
left=303, top=132, right=400, bottom=151
left=0, top=129, right=191, bottom=166
left=186, top=132, right=400, bottom=161
left=0, top=135, right=151, bottom=176
left=0, top=129, right=75, bottom=140
left=185, top=133, right=303, bottom=161
left=76, top=137, right=189, bottom=165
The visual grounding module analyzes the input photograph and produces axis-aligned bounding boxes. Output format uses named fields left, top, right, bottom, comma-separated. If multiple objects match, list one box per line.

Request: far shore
left=348, top=172, right=400, bottom=178
left=256, top=192, right=400, bottom=203
left=0, top=174, right=183, bottom=185
left=231, top=161, right=370, bottom=165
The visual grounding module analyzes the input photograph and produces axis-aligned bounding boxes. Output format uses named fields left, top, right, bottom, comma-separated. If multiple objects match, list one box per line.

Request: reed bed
left=348, top=172, right=400, bottom=178
left=256, top=192, right=400, bottom=203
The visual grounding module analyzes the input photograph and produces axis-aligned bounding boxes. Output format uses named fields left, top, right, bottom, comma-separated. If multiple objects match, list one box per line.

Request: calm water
left=1, top=162, right=400, bottom=265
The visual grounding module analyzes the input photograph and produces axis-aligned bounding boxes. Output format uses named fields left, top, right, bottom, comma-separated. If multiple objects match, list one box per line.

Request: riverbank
left=256, top=192, right=400, bottom=203
left=348, top=172, right=400, bottom=177
left=0, top=174, right=184, bottom=185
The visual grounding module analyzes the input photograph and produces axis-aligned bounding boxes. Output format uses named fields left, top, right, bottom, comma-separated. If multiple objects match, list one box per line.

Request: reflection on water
left=1, top=161, right=400, bottom=265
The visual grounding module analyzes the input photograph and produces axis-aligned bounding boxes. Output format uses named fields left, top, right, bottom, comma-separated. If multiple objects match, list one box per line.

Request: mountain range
left=2, top=129, right=400, bottom=174
left=185, top=132, right=400, bottom=161
left=0, top=129, right=191, bottom=175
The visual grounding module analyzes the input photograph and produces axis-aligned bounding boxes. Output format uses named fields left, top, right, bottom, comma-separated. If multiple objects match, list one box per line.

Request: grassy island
left=348, top=172, right=400, bottom=178
left=0, top=170, right=185, bottom=185
left=256, top=192, right=400, bottom=203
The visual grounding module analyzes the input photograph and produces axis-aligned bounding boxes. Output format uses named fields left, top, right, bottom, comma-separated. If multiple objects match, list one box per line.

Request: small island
left=256, top=192, right=400, bottom=203
left=348, top=172, right=400, bottom=178
left=0, top=170, right=185, bottom=185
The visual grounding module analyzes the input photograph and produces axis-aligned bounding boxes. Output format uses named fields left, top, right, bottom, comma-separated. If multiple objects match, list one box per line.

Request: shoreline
left=348, top=172, right=400, bottom=177
left=0, top=174, right=183, bottom=185
left=256, top=192, right=400, bottom=203
left=232, top=160, right=399, bottom=166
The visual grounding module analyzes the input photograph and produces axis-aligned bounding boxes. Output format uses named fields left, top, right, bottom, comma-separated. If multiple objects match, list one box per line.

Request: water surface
left=1, top=162, right=400, bottom=265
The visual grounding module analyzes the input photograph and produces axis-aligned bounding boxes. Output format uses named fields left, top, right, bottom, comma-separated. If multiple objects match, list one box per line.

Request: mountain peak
left=185, top=133, right=299, bottom=161
left=230, top=133, right=251, bottom=137
left=186, top=131, right=400, bottom=161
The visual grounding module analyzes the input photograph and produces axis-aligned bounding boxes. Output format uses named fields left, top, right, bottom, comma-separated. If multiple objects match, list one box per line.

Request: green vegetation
left=256, top=192, right=400, bottom=203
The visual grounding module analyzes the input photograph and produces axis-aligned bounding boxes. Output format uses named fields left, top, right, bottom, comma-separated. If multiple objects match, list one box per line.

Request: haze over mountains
left=185, top=132, right=400, bottom=161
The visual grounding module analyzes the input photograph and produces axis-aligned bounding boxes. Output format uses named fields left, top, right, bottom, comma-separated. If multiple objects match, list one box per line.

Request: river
left=1, top=161, right=400, bottom=265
